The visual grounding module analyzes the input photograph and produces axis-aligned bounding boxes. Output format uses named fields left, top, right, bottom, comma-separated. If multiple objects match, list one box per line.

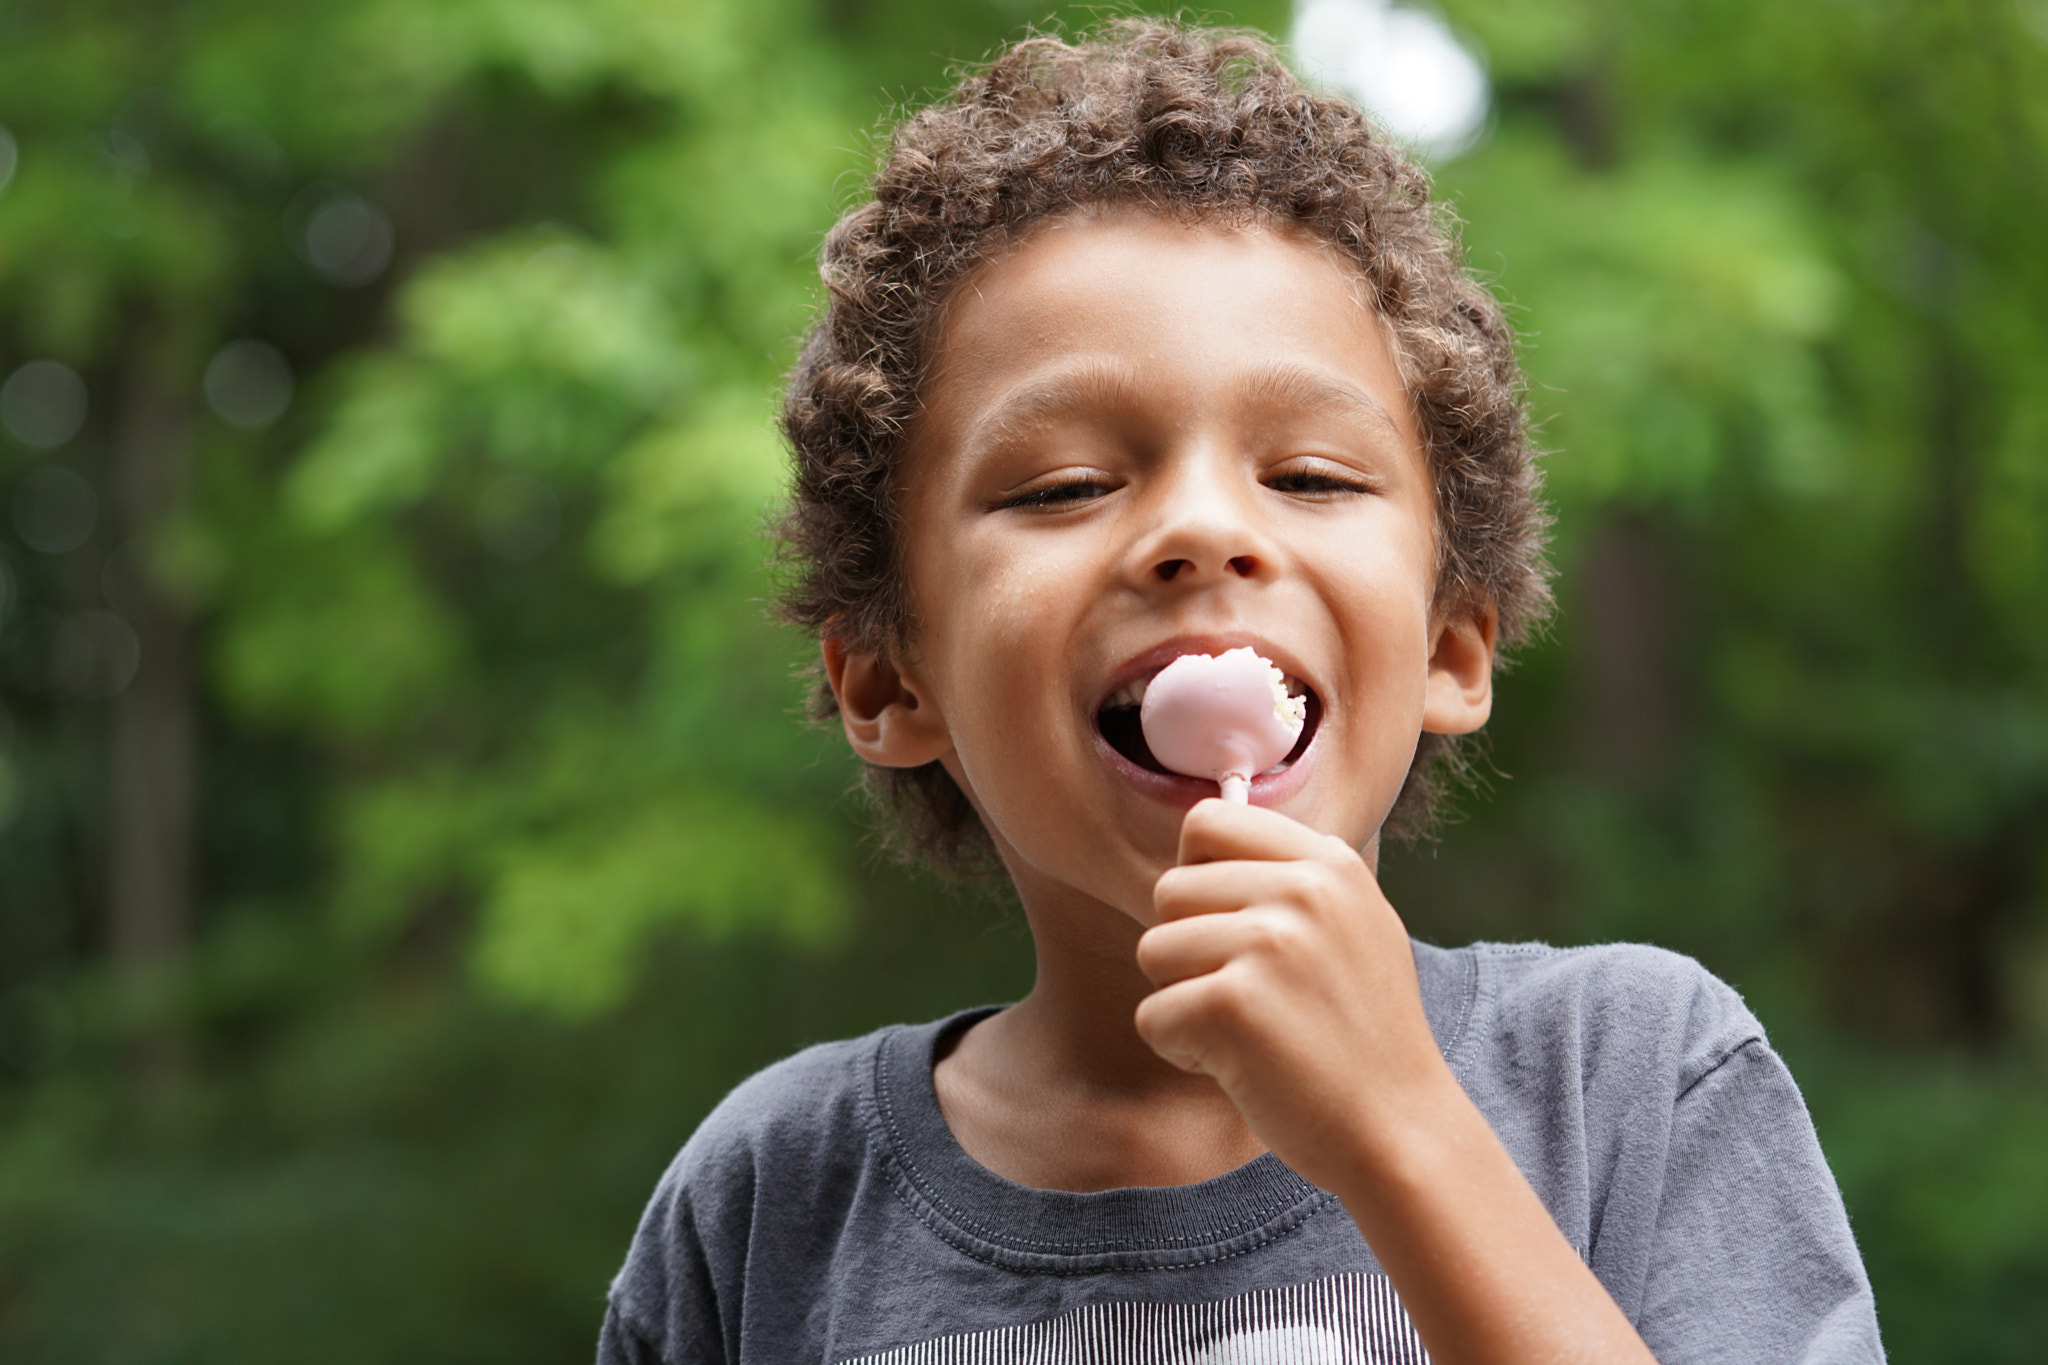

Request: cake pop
left=1139, top=647, right=1306, bottom=802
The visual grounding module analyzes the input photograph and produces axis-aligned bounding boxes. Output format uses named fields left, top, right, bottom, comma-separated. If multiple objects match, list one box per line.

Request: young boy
left=600, top=22, right=1882, bottom=1364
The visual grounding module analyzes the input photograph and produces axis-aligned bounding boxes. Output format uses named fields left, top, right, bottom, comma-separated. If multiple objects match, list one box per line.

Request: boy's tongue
left=1138, top=648, right=1306, bottom=802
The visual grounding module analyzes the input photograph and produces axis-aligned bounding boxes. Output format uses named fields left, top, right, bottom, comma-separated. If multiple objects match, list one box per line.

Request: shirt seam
left=1675, top=1032, right=1768, bottom=1103
left=1439, top=943, right=1482, bottom=1083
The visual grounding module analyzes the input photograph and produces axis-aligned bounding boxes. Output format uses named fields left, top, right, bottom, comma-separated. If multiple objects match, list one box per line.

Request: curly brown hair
left=776, top=18, right=1551, bottom=876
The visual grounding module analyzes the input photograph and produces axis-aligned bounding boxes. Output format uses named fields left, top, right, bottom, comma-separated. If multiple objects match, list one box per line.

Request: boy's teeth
left=1105, top=677, right=1149, bottom=711
left=1105, top=669, right=1305, bottom=712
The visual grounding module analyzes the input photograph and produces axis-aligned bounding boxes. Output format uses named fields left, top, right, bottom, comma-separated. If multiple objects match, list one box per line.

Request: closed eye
left=1264, top=460, right=1381, bottom=498
left=996, top=471, right=1117, bottom=510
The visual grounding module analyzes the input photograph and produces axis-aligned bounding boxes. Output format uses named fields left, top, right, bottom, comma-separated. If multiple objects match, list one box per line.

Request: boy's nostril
left=1154, top=555, right=1259, bottom=580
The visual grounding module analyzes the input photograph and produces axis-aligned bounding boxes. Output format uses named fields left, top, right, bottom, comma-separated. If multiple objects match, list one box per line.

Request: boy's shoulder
left=667, top=1026, right=879, bottom=1181
left=1421, top=939, right=1768, bottom=1096
left=653, top=1011, right=980, bottom=1202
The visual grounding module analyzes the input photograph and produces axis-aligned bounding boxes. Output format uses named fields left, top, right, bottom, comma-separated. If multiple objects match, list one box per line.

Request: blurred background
left=1, top=0, right=2044, bottom=1358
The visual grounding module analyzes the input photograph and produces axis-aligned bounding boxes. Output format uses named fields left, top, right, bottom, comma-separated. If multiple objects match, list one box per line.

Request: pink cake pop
left=1139, top=647, right=1307, bottom=803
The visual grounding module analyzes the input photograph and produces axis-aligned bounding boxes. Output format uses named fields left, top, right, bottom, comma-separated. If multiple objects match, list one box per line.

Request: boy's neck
left=931, top=885, right=1268, bottom=1193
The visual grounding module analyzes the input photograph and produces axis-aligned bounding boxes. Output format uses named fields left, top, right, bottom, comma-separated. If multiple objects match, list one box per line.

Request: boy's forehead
left=952, top=207, right=1377, bottom=331
left=910, top=210, right=1419, bottom=458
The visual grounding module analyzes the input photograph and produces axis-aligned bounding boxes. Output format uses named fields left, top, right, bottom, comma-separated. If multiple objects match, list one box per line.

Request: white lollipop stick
left=1139, top=648, right=1306, bottom=804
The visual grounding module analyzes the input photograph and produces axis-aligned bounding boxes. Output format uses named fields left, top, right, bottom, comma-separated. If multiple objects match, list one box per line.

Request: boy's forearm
left=1331, top=1073, right=1660, bottom=1365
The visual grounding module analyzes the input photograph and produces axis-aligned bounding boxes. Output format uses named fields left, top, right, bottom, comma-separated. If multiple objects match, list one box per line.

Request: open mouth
left=1096, top=669, right=1321, bottom=777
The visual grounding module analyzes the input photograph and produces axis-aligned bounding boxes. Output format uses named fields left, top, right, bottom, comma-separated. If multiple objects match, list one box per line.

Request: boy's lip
left=1089, top=632, right=1323, bottom=808
left=1091, top=709, right=1320, bottom=808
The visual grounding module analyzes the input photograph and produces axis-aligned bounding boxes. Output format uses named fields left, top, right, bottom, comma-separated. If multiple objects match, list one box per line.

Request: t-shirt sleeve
left=594, top=1033, right=879, bottom=1365
left=598, top=1297, right=696, bottom=1365
left=598, top=1178, right=729, bottom=1358
left=1635, top=1034, right=1883, bottom=1364
left=599, top=1144, right=743, bottom=1365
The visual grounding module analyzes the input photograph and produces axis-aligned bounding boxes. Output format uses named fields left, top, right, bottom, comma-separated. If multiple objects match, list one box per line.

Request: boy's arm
left=1135, top=799, right=1659, bottom=1365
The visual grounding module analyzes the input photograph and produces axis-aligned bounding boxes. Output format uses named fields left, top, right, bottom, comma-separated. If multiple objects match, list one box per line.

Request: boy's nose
left=1128, top=465, right=1275, bottom=586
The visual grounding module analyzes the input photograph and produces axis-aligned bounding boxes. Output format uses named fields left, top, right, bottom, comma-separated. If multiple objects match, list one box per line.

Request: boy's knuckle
left=1244, top=911, right=1298, bottom=960
left=1286, top=861, right=1341, bottom=914
left=1274, top=914, right=1316, bottom=959
left=1206, top=965, right=1255, bottom=1023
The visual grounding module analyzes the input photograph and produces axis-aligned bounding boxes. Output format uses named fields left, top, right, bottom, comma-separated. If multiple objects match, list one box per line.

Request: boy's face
left=835, top=210, right=1493, bottom=924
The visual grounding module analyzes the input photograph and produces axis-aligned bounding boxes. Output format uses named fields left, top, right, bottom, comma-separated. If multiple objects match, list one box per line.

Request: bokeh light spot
left=11, top=467, right=98, bottom=555
left=1, top=360, right=89, bottom=448
left=204, top=339, right=295, bottom=429
left=98, top=129, right=151, bottom=185
left=1291, top=0, right=1490, bottom=159
left=50, top=609, right=141, bottom=699
left=291, top=185, right=395, bottom=287
left=476, top=474, right=562, bottom=562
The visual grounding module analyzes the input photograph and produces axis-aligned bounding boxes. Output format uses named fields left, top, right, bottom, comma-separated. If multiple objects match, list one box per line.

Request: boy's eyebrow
left=1241, top=365, right=1407, bottom=445
left=957, top=363, right=1145, bottom=458
left=956, top=361, right=1408, bottom=460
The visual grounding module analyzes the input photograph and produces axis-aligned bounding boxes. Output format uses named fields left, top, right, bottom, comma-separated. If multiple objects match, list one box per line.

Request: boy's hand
left=1136, top=798, right=1661, bottom=1365
left=1132, top=797, right=1450, bottom=1191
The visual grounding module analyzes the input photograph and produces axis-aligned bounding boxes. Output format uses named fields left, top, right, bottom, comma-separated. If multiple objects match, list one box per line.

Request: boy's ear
left=1421, top=601, right=1497, bottom=736
left=821, top=634, right=953, bottom=768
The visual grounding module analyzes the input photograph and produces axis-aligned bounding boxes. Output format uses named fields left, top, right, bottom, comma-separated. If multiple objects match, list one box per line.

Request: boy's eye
left=997, top=472, right=1115, bottom=510
left=1264, top=460, right=1379, bottom=498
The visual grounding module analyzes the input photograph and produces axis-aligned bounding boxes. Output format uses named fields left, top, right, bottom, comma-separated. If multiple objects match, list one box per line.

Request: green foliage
left=1456, top=131, right=1846, bottom=504
left=1, top=0, right=2044, bottom=1359
left=1408, top=0, right=2048, bottom=1032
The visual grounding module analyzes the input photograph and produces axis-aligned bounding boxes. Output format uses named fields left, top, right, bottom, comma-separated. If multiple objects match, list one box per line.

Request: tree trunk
left=106, top=353, right=195, bottom=1008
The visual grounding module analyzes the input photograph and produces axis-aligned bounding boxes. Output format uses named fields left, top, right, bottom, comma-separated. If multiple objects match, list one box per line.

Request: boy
left=600, top=21, right=1882, bottom=1364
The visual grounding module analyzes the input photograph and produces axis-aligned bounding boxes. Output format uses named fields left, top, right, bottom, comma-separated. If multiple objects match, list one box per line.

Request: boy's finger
left=1132, top=970, right=1240, bottom=1074
left=1153, top=858, right=1333, bottom=923
left=1176, top=796, right=1356, bottom=869
left=1138, top=912, right=1277, bottom=986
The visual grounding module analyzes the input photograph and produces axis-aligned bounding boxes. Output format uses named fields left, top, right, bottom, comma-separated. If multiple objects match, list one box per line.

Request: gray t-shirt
left=600, top=941, right=1883, bottom=1363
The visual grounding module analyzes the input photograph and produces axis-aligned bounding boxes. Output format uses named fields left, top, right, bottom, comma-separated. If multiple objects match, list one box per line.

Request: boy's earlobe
left=1421, top=603, right=1497, bottom=736
left=821, top=634, right=954, bottom=768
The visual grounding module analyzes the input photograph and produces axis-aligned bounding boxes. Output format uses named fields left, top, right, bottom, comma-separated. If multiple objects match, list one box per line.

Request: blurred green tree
left=0, top=0, right=878, bottom=1033
left=0, top=0, right=944, bottom=1356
